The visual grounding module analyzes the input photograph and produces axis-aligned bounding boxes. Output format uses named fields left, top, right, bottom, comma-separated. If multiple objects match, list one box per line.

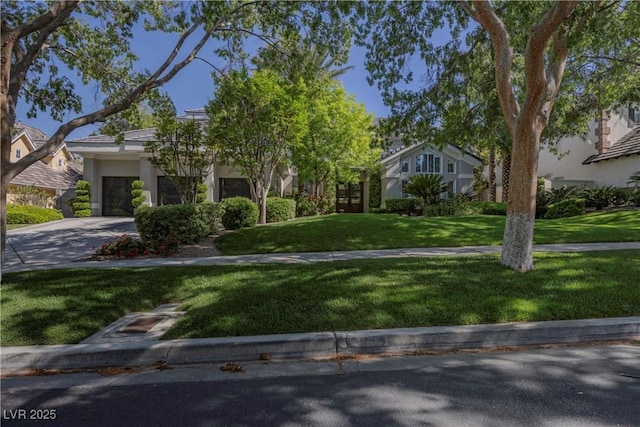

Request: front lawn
left=215, top=210, right=640, bottom=255
left=2, top=250, right=639, bottom=346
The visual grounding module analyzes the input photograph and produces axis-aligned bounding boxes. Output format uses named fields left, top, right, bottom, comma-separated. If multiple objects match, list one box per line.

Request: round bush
left=544, top=198, right=585, bottom=219
left=266, top=197, right=296, bottom=223
left=221, top=197, right=259, bottom=230
left=135, top=204, right=209, bottom=244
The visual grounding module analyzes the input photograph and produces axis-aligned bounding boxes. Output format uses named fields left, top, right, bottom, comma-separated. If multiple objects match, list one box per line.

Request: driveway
left=4, top=217, right=138, bottom=274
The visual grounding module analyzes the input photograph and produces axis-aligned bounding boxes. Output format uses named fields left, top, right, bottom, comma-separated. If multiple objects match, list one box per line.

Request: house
left=66, top=109, right=297, bottom=216
left=379, top=138, right=482, bottom=207
left=536, top=106, right=640, bottom=189
left=9, top=123, right=80, bottom=215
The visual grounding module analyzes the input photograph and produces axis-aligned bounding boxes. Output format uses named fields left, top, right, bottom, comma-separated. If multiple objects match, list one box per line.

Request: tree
left=0, top=1, right=352, bottom=277
left=145, top=116, right=214, bottom=205
left=294, top=80, right=378, bottom=194
left=206, top=69, right=308, bottom=224
left=254, top=41, right=377, bottom=194
left=349, top=1, right=640, bottom=271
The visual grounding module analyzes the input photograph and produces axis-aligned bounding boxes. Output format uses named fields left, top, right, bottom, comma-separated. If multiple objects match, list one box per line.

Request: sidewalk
left=4, top=240, right=640, bottom=274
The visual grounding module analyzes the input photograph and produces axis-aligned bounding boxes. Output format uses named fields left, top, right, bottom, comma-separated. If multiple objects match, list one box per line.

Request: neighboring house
left=66, top=109, right=296, bottom=216
left=9, top=123, right=80, bottom=215
left=379, top=138, right=483, bottom=207
left=537, top=106, right=640, bottom=189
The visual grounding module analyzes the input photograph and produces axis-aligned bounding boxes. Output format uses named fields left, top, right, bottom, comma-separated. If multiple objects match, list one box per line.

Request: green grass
left=2, top=250, right=639, bottom=346
left=215, top=210, right=640, bottom=255
left=7, top=224, right=30, bottom=230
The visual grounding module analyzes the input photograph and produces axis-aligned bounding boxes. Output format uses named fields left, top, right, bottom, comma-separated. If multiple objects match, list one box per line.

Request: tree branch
left=521, top=0, right=578, bottom=126
left=470, top=0, right=520, bottom=136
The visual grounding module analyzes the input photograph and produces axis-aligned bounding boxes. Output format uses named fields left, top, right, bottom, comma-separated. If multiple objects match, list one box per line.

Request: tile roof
left=10, top=161, right=81, bottom=190
left=69, top=128, right=157, bottom=144
left=13, top=122, right=48, bottom=145
left=583, top=127, right=640, bottom=164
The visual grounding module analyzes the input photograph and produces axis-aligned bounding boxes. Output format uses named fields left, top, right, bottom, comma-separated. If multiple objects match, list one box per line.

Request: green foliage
left=207, top=69, right=309, bottom=223
left=196, top=183, right=208, bottom=204
left=369, top=170, right=382, bottom=209
left=544, top=198, right=585, bottom=220
left=536, top=183, right=578, bottom=218
left=385, top=198, right=420, bottom=215
left=7, top=205, right=64, bottom=224
left=466, top=201, right=508, bottom=216
left=403, top=175, right=447, bottom=207
left=295, top=193, right=319, bottom=217
left=134, top=204, right=211, bottom=245
left=220, top=197, right=259, bottom=230
left=73, top=180, right=92, bottom=217
left=582, top=186, right=618, bottom=210
left=8, top=186, right=51, bottom=208
left=266, top=198, right=296, bottom=223
left=196, top=202, right=225, bottom=235
left=131, top=180, right=146, bottom=209
left=146, top=119, right=213, bottom=204
left=423, top=194, right=477, bottom=217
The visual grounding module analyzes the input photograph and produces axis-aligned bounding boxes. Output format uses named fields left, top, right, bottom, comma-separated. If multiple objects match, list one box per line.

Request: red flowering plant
left=94, top=235, right=181, bottom=259
left=95, top=234, right=145, bottom=258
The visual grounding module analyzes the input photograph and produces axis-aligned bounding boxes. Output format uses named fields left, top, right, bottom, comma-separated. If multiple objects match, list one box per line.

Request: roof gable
left=381, top=141, right=482, bottom=167
left=583, top=127, right=640, bottom=164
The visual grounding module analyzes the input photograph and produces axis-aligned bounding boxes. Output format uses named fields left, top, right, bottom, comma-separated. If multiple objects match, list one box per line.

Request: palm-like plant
left=404, top=175, right=448, bottom=207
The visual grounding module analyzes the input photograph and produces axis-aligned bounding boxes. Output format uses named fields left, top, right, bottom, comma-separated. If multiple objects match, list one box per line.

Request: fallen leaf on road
left=221, top=362, right=243, bottom=372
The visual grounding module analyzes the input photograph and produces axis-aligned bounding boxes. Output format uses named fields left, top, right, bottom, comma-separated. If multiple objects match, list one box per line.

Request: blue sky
left=15, top=25, right=396, bottom=140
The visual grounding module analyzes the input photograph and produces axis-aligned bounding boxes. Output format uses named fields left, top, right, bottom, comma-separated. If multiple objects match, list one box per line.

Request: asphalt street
left=2, top=344, right=639, bottom=427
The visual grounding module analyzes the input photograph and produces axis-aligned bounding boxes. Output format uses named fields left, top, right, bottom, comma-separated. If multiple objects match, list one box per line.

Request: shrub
left=7, top=205, right=63, bottom=224
left=465, top=201, right=507, bottom=215
left=630, top=187, right=640, bottom=206
left=544, top=198, right=585, bottom=219
left=295, top=193, right=318, bottom=217
left=385, top=198, right=420, bottom=215
left=403, top=175, right=447, bottom=207
left=220, top=197, right=259, bottom=230
left=266, top=197, right=296, bottom=223
left=95, top=234, right=179, bottom=258
left=612, top=187, right=630, bottom=207
left=582, top=186, right=617, bottom=210
left=196, top=202, right=225, bottom=235
left=73, top=180, right=92, bottom=217
left=131, top=180, right=146, bottom=209
left=135, top=204, right=210, bottom=244
left=423, top=194, right=478, bottom=217
left=196, top=183, right=208, bottom=204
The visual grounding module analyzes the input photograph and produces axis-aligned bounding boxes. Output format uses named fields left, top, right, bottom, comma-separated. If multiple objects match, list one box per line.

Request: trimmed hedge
left=385, top=198, right=420, bottom=215
left=266, top=197, right=296, bottom=223
left=73, top=180, right=92, bottom=217
left=135, top=204, right=221, bottom=244
left=197, top=202, right=225, bottom=235
left=131, top=180, right=146, bottom=209
left=544, top=198, right=585, bottom=219
left=221, top=197, right=259, bottom=230
left=466, top=201, right=507, bottom=216
left=7, top=205, right=63, bottom=224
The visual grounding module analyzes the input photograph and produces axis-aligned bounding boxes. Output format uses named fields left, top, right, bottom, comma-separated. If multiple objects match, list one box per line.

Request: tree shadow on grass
left=2, top=250, right=639, bottom=346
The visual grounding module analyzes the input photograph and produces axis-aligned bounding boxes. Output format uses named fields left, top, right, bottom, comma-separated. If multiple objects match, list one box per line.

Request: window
left=630, top=107, right=639, bottom=126
left=401, top=179, right=409, bottom=198
left=415, top=153, right=441, bottom=174
left=57, top=159, right=63, bottom=168
left=447, top=160, right=456, bottom=174
left=446, top=180, right=455, bottom=194
left=401, top=159, right=410, bottom=173
left=15, top=149, right=21, bottom=159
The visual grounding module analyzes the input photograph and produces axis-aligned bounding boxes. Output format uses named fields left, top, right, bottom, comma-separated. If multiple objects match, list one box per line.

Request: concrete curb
left=1, top=317, right=639, bottom=375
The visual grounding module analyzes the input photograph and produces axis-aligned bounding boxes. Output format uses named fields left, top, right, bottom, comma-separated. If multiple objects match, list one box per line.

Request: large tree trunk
left=0, top=183, right=6, bottom=283
left=500, top=126, right=541, bottom=271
